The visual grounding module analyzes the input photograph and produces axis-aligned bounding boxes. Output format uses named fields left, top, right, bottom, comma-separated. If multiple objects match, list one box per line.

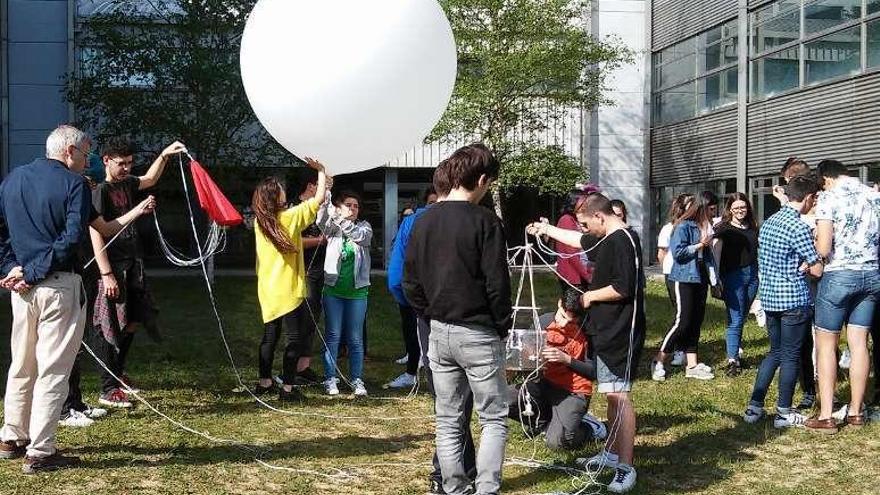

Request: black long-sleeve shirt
left=403, top=201, right=513, bottom=338
left=0, top=159, right=92, bottom=284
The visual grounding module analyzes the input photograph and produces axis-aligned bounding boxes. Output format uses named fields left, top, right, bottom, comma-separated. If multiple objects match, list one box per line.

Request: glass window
left=869, top=18, right=880, bottom=68
left=698, top=66, right=738, bottom=113
left=700, top=20, right=739, bottom=73
left=654, top=38, right=697, bottom=90
left=870, top=0, right=880, bottom=15
left=804, top=0, right=862, bottom=37
left=752, top=0, right=801, bottom=56
left=654, top=82, right=696, bottom=124
left=751, top=47, right=800, bottom=99
left=804, top=26, right=861, bottom=85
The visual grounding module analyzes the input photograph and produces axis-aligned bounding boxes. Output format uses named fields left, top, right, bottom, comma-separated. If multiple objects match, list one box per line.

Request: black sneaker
left=796, top=395, right=816, bottom=411
left=724, top=360, right=742, bottom=377
left=279, top=387, right=305, bottom=403
left=254, top=383, right=276, bottom=395
left=428, top=477, right=446, bottom=495
left=22, top=452, right=81, bottom=474
left=294, top=367, right=322, bottom=386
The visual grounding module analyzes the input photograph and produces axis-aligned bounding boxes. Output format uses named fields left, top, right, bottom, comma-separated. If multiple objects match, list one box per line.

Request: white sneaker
left=670, top=351, right=685, bottom=367
left=839, top=349, right=851, bottom=370
left=832, top=403, right=865, bottom=422
left=394, top=354, right=409, bottom=365
left=773, top=411, right=807, bottom=429
left=755, top=307, right=766, bottom=328
left=685, top=363, right=714, bottom=380
left=59, top=409, right=94, bottom=428
left=352, top=378, right=368, bottom=397
left=273, top=375, right=284, bottom=386
left=384, top=372, right=416, bottom=389
left=651, top=361, right=667, bottom=382
left=576, top=449, right=619, bottom=472
left=581, top=413, right=608, bottom=440
left=738, top=348, right=744, bottom=360
left=607, top=463, right=637, bottom=493
left=324, top=378, right=340, bottom=396
left=743, top=405, right=765, bottom=424
left=82, top=405, right=108, bottom=419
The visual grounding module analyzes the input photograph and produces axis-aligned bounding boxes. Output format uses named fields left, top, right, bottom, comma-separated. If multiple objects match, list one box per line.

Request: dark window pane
left=751, top=47, right=800, bottom=99
left=698, top=67, right=738, bottom=113
left=804, top=26, right=862, bottom=85
left=869, top=19, right=880, bottom=68
left=870, top=0, right=880, bottom=15
left=654, top=82, right=696, bottom=124
left=804, top=0, right=862, bottom=37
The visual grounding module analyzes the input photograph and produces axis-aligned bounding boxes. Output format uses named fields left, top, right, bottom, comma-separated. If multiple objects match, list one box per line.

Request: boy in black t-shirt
left=92, top=137, right=186, bottom=409
left=529, top=193, right=645, bottom=494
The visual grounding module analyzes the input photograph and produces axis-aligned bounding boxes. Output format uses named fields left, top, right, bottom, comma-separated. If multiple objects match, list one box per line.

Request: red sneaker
left=99, top=388, right=133, bottom=409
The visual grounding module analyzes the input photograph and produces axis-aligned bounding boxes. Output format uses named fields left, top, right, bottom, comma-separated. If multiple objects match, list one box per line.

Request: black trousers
left=661, top=279, right=708, bottom=354
left=399, top=305, right=421, bottom=375
left=259, top=304, right=313, bottom=385
left=100, top=331, right=135, bottom=394
left=416, top=317, right=476, bottom=483
left=301, top=273, right=324, bottom=358
left=507, top=379, right=591, bottom=451
left=799, top=326, right=817, bottom=399
left=65, top=273, right=99, bottom=410
left=872, top=307, right=880, bottom=401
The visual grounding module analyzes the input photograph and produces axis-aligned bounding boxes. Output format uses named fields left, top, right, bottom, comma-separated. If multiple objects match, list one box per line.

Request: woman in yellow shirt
left=252, top=158, right=327, bottom=402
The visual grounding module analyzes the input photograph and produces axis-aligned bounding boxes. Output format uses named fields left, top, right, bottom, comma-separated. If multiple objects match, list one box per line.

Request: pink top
left=555, top=214, right=592, bottom=286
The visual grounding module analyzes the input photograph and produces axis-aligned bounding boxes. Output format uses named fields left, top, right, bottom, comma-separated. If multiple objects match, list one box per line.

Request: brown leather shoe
left=846, top=414, right=867, bottom=428
left=22, top=452, right=81, bottom=474
left=0, top=440, right=27, bottom=460
left=805, top=417, right=839, bottom=434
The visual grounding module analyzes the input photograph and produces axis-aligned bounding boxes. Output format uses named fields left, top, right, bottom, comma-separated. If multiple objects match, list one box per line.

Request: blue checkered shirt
left=758, top=206, right=820, bottom=312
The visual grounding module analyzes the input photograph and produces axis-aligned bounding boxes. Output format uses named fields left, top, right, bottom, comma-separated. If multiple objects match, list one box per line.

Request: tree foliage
left=432, top=0, right=631, bottom=204
left=66, top=0, right=285, bottom=167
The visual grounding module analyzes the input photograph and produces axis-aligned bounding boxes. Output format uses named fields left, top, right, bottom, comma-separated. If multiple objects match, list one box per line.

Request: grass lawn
left=0, top=273, right=878, bottom=494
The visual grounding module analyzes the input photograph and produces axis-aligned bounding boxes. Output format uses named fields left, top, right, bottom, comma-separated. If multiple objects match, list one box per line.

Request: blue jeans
left=321, top=295, right=368, bottom=381
left=722, top=265, right=758, bottom=360
left=428, top=321, right=508, bottom=495
left=749, top=306, right=812, bottom=411
left=814, top=269, right=880, bottom=332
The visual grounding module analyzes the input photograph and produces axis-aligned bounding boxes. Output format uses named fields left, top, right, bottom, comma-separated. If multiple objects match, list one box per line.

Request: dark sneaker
left=428, top=476, right=446, bottom=494
left=294, top=367, right=322, bottom=386
left=99, top=388, right=133, bottom=409
left=0, top=440, right=27, bottom=460
left=795, top=395, right=816, bottom=412
left=118, top=374, right=141, bottom=393
left=22, top=452, right=81, bottom=474
left=724, top=360, right=742, bottom=377
left=254, top=383, right=277, bottom=395
left=279, top=387, right=305, bottom=403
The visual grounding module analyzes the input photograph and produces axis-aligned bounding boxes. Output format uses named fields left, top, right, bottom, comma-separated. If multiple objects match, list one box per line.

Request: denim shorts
left=814, top=269, right=880, bottom=333
left=596, top=356, right=632, bottom=394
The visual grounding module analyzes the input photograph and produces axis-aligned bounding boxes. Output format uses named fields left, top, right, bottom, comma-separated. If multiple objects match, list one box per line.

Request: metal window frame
left=653, top=19, right=740, bottom=92
left=0, top=0, right=8, bottom=177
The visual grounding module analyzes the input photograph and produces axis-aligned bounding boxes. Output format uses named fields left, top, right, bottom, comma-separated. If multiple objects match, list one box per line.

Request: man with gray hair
left=0, top=125, right=94, bottom=473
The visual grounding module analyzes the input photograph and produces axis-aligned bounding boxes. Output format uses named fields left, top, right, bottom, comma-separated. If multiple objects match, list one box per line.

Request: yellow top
left=255, top=197, right=321, bottom=323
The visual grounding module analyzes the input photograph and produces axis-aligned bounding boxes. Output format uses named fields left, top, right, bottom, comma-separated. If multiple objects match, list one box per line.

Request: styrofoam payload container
left=505, top=327, right=547, bottom=371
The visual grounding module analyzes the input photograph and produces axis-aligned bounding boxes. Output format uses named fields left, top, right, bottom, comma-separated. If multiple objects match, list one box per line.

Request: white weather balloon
left=240, top=0, right=457, bottom=174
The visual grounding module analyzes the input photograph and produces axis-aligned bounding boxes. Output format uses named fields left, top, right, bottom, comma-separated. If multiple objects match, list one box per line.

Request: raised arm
left=527, top=222, right=584, bottom=249
left=138, top=141, right=187, bottom=190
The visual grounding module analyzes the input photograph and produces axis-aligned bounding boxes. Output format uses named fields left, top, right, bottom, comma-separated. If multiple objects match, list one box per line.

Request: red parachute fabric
left=189, top=160, right=243, bottom=227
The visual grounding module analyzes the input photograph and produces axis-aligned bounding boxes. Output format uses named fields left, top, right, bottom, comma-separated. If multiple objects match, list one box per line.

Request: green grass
left=0, top=274, right=878, bottom=494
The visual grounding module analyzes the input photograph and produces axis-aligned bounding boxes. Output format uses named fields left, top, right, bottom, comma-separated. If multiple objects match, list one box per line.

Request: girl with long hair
left=554, top=186, right=599, bottom=292
left=657, top=193, right=694, bottom=368
left=652, top=193, right=717, bottom=381
left=712, top=193, right=759, bottom=376
left=252, top=159, right=327, bottom=402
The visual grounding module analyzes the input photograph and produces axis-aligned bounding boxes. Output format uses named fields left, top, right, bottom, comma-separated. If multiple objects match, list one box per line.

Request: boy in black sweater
left=404, top=144, right=511, bottom=495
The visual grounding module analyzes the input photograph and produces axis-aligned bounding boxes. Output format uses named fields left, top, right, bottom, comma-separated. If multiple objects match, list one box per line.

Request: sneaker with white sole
left=324, top=378, right=340, bottom=396
left=394, top=354, right=409, bottom=365
left=80, top=404, right=107, bottom=419
left=384, top=372, right=416, bottom=389
left=773, top=411, right=807, bottom=429
left=651, top=360, right=667, bottom=382
left=98, top=388, right=132, bottom=409
left=685, top=363, right=714, bottom=380
left=607, top=463, right=637, bottom=493
left=576, top=449, right=619, bottom=472
left=670, top=351, right=685, bottom=367
left=352, top=378, right=368, bottom=397
left=58, top=409, right=94, bottom=428
left=581, top=413, right=608, bottom=440
left=743, top=405, right=766, bottom=424
left=831, top=403, right=865, bottom=422
left=868, top=406, right=880, bottom=423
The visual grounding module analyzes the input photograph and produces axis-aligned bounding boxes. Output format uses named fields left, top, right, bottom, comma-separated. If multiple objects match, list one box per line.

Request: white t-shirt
left=657, top=223, right=674, bottom=275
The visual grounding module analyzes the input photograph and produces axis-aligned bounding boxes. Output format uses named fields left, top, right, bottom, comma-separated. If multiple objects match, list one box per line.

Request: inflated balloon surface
left=240, top=0, right=458, bottom=174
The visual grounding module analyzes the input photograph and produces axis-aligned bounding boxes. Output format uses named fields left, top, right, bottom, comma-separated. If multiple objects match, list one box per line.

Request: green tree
left=66, top=0, right=286, bottom=168
left=432, top=0, right=631, bottom=217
